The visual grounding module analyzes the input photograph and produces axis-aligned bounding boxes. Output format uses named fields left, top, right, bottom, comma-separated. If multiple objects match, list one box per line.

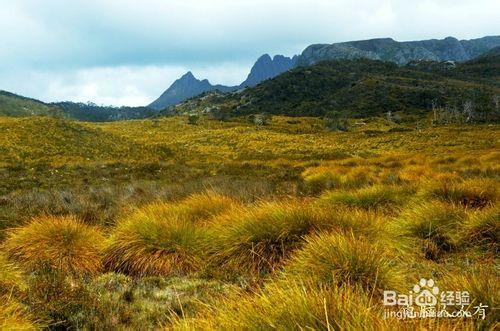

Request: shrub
left=187, top=114, right=200, bottom=125
left=103, top=203, right=209, bottom=276
left=285, top=232, right=404, bottom=293
left=325, top=117, right=349, bottom=132
left=395, top=202, right=466, bottom=260
left=420, top=178, right=498, bottom=209
left=3, top=216, right=104, bottom=275
left=24, top=266, right=96, bottom=330
left=320, top=185, right=413, bottom=213
left=82, top=273, right=236, bottom=329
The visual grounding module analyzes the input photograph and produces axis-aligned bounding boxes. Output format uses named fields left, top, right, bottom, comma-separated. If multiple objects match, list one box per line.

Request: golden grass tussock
left=0, top=299, right=42, bottom=331
left=103, top=203, right=210, bottom=276
left=207, top=200, right=331, bottom=275
left=459, top=205, right=499, bottom=253
left=398, top=164, right=437, bottom=182
left=172, top=191, right=241, bottom=223
left=3, top=216, right=104, bottom=275
left=0, top=253, right=26, bottom=296
left=395, top=202, right=467, bottom=260
left=284, top=232, right=405, bottom=293
left=172, top=280, right=388, bottom=330
left=206, top=200, right=387, bottom=276
left=420, top=178, right=498, bottom=209
left=319, top=184, right=414, bottom=213
left=301, top=164, right=380, bottom=194
left=440, top=268, right=499, bottom=329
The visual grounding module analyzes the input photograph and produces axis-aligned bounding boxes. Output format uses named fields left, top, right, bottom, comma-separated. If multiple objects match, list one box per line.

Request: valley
left=0, top=33, right=498, bottom=330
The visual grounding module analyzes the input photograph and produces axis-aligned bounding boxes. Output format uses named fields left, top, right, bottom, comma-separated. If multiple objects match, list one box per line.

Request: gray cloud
left=0, top=0, right=498, bottom=105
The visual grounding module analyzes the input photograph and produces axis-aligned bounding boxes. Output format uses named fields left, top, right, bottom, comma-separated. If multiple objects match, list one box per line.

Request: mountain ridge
left=297, top=35, right=500, bottom=66
left=170, top=51, right=499, bottom=121
left=150, top=35, right=500, bottom=110
left=148, top=71, right=238, bottom=110
left=148, top=54, right=298, bottom=110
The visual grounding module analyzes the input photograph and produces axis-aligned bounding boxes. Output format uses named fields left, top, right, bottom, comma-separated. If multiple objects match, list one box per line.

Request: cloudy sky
left=0, top=0, right=498, bottom=106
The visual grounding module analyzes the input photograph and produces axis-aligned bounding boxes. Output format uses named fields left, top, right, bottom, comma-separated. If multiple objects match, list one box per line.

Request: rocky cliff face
left=149, top=36, right=499, bottom=110
left=149, top=54, right=297, bottom=110
left=148, top=72, right=236, bottom=110
left=297, top=36, right=500, bottom=66
left=240, top=54, right=298, bottom=88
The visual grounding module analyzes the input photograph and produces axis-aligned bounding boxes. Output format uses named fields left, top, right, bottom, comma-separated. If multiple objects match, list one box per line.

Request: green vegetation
left=172, top=57, right=500, bottom=122
left=0, top=91, right=64, bottom=118
left=0, top=113, right=498, bottom=329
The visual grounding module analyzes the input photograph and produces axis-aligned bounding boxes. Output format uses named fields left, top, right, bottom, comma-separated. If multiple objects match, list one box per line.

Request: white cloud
left=0, top=0, right=498, bottom=106
left=0, top=63, right=251, bottom=106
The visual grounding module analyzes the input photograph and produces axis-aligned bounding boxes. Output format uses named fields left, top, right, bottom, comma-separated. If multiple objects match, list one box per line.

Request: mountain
left=149, top=54, right=298, bottom=110
left=472, top=45, right=500, bottom=62
left=187, top=56, right=499, bottom=120
left=148, top=72, right=237, bottom=110
left=0, top=90, right=65, bottom=118
left=240, top=54, right=298, bottom=88
left=52, top=102, right=161, bottom=122
left=150, top=36, right=499, bottom=110
left=297, top=36, right=500, bottom=66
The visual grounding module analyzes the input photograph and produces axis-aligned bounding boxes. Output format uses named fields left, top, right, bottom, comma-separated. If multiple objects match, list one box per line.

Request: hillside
left=53, top=101, right=160, bottom=122
left=0, top=90, right=160, bottom=122
left=172, top=58, right=500, bottom=120
left=0, top=91, right=65, bottom=118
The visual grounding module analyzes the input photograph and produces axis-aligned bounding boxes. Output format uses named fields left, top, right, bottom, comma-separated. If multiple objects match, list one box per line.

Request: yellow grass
left=0, top=115, right=498, bottom=329
left=3, top=216, right=104, bottom=275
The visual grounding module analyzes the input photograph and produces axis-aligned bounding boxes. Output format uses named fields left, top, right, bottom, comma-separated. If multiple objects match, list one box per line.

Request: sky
left=0, top=0, right=498, bottom=106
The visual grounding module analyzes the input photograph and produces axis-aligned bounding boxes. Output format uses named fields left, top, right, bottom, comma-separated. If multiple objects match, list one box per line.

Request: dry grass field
left=0, top=115, right=498, bottom=329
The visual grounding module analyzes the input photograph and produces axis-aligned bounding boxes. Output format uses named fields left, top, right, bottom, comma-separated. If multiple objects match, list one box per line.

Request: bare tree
left=462, top=100, right=474, bottom=123
left=386, top=110, right=393, bottom=122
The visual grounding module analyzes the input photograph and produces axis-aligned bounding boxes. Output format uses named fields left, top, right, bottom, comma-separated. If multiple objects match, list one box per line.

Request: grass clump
left=441, top=268, right=499, bottom=329
left=207, top=200, right=387, bottom=276
left=171, top=191, right=241, bottom=223
left=173, top=280, right=388, bottom=330
left=0, top=254, right=26, bottom=296
left=0, top=299, right=41, bottom=330
left=320, top=184, right=413, bottom=213
left=208, top=201, right=335, bottom=276
left=284, top=232, right=404, bottom=293
left=3, top=216, right=104, bottom=275
left=302, top=167, right=342, bottom=195
left=103, top=203, right=209, bottom=276
left=420, top=178, right=498, bottom=209
left=459, top=206, right=499, bottom=253
left=396, top=202, right=467, bottom=260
